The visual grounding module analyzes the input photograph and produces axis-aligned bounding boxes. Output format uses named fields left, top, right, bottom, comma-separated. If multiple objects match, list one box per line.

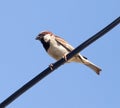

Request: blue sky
left=0, top=0, right=120, bottom=108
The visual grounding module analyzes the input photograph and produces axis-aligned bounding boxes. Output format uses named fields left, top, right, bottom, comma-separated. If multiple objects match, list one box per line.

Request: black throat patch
left=40, top=38, right=50, bottom=51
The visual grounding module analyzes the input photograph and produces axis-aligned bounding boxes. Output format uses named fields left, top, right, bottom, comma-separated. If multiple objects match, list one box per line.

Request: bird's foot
left=49, top=63, right=54, bottom=70
left=63, top=53, right=68, bottom=62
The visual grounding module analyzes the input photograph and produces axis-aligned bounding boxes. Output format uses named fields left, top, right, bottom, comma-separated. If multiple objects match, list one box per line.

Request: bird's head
left=36, top=31, right=54, bottom=42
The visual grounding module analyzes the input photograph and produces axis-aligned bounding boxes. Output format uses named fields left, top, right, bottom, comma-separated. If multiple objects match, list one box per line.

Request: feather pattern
left=55, top=35, right=74, bottom=52
left=36, top=31, right=102, bottom=75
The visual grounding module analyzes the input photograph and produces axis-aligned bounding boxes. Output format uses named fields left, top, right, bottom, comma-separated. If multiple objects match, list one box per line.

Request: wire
left=0, top=16, right=120, bottom=108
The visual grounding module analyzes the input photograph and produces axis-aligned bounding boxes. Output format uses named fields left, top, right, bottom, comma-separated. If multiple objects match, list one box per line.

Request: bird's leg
left=63, top=53, right=68, bottom=62
left=49, top=63, right=54, bottom=70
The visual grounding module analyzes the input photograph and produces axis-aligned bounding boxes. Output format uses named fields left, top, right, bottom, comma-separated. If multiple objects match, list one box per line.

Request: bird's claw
left=49, top=63, right=54, bottom=70
left=63, top=53, right=68, bottom=61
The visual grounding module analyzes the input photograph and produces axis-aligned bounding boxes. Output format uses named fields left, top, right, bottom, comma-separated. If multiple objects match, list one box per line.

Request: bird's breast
left=47, top=43, right=69, bottom=60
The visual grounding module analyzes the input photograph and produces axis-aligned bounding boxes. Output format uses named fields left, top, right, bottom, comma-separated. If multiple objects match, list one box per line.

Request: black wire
left=0, top=16, right=120, bottom=108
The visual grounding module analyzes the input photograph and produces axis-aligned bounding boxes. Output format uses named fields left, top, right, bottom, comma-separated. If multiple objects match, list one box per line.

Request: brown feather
left=55, top=35, right=74, bottom=52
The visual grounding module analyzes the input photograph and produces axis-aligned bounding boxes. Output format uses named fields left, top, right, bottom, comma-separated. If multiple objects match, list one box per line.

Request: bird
left=36, top=31, right=102, bottom=75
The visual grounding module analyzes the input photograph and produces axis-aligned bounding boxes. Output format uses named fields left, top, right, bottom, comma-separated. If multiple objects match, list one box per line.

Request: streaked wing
left=55, top=35, right=74, bottom=52
left=55, top=35, right=88, bottom=60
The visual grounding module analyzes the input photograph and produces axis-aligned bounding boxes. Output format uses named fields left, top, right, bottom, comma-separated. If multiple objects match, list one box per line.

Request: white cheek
left=44, top=34, right=51, bottom=42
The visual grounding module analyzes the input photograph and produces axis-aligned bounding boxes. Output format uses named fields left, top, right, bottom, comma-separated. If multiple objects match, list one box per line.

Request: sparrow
left=36, top=31, right=101, bottom=75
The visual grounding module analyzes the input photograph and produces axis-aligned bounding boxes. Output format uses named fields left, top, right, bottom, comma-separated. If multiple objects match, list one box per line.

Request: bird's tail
left=78, top=55, right=102, bottom=75
left=69, top=54, right=101, bottom=75
left=84, top=60, right=101, bottom=75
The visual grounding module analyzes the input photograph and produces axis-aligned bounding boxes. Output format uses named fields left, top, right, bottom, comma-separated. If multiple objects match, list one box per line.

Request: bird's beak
left=35, top=36, right=40, bottom=40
